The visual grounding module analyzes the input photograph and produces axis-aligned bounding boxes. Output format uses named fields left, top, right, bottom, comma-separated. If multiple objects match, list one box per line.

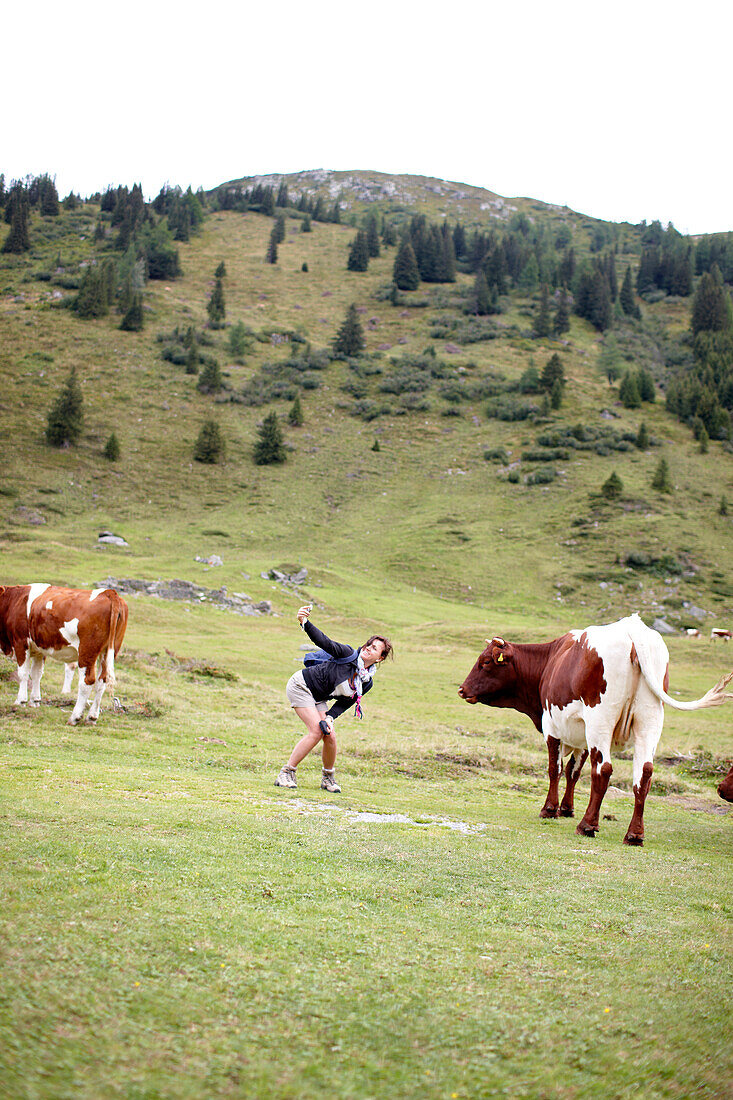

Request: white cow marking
left=60, top=617, right=80, bottom=650
left=89, top=589, right=105, bottom=602
left=26, top=583, right=50, bottom=617
left=46, top=601, right=53, bottom=610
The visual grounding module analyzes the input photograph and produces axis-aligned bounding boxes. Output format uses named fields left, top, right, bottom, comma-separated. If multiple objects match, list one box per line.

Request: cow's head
left=458, top=636, right=516, bottom=705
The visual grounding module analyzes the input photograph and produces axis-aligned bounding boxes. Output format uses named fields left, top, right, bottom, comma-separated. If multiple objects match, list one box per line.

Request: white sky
left=4, top=1, right=731, bottom=235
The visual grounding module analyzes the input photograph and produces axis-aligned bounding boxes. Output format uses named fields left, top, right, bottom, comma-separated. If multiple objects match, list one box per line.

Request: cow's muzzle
left=458, top=686, right=477, bottom=704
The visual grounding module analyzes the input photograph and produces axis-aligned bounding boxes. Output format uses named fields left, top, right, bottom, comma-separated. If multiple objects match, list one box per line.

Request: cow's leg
left=540, top=736, right=562, bottom=818
left=624, top=702, right=663, bottom=845
left=624, top=762, right=653, bottom=845
left=87, top=666, right=107, bottom=722
left=560, top=749, right=588, bottom=817
left=29, top=654, right=45, bottom=706
left=62, top=663, right=76, bottom=694
left=14, top=653, right=31, bottom=704
left=69, top=667, right=94, bottom=725
left=577, top=747, right=613, bottom=837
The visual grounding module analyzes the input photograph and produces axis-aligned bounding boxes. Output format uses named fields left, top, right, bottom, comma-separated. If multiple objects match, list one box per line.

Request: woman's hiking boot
left=275, top=765, right=297, bottom=788
left=320, top=768, right=341, bottom=793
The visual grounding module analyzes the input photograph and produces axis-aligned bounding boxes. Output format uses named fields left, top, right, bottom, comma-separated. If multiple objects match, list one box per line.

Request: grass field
left=1, top=185, right=732, bottom=1098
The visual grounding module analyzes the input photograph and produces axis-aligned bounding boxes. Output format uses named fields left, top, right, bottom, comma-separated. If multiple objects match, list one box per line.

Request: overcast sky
left=5, top=1, right=730, bottom=235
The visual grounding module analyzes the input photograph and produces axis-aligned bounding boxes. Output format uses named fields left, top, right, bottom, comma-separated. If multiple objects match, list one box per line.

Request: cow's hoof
left=559, top=807, right=575, bottom=818
left=540, top=806, right=559, bottom=819
left=67, top=716, right=80, bottom=726
left=86, top=715, right=98, bottom=723
left=29, top=701, right=40, bottom=708
left=576, top=823, right=597, bottom=837
left=624, top=834, right=644, bottom=846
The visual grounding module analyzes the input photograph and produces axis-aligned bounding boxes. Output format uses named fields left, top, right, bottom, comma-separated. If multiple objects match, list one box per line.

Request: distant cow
left=711, top=628, right=732, bottom=642
left=718, top=765, right=733, bottom=802
left=0, top=584, right=128, bottom=724
left=686, top=628, right=701, bottom=639
left=459, top=614, right=733, bottom=846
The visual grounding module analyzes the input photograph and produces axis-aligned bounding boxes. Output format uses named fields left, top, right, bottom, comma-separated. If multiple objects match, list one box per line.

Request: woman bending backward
left=275, top=606, right=393, bottom=793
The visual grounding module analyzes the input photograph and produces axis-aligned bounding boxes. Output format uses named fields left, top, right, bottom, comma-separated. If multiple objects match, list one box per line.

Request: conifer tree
left=120, top=293, right=144, bottom=331
left=2, top=195, right=30, bottom=253
left=393, top=237, right=419, bottom=291
left=602, top=471, right=624, bottom=499
left=371, top=438, right=381, bottom=452
left=197, top=360, right=223, bottom=394
left=365, top=215, right=380, bottom=258
left=194, top=419, right=225, bottom=464
left=288, top=394, right=304, bottom=426
left=104, top=432, right=121, bottom=461
left=698, top=425, right=709, bottom=453
left=46, top=367, right=84, bottom=446
left=540, top=353, right=564, bottom=392
left=651, top=457, right=672, bottom=493
left=470, top=270, right=491, bottom=316
left=333, top=303, right=365, bottom=357
left=637, top=368, right=655, bottom=403
left=254, top=411, right=286, bottom=465
left=691, top=267, right=733, bottom=334
left=620, top=265, right=641, bottom=318
left=636, top=421, right=649, bottom=450
left=301, top=214, right=312, bottom=233
left=207, top=275, right=226, bottom=327
left=215, top=261, right=227, bottom=278
left=719, top=495, right=728, bottom=516
left=550, top=377, right=563, bottom=409
left=266, top=228, right=278, bottom=264
left=619, top=371, right=642, bottom=408
left=347, top=229, right=369, bottom=272
left=274, top=214, right=286, bottom=244
left=534, top=283, right=552, bottom=337
left=229, top=320, right=249, bottom=357
left=185, top=343, right=199, bottom=375
left=553, top=286, right=571, bottom=335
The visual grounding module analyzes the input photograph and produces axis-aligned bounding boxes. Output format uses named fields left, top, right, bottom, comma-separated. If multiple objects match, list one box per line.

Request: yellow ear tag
left=497, top=654, right=504, bottom=663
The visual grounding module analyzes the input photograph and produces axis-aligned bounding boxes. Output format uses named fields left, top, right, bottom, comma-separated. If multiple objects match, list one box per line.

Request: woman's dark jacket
left=301, top=621, right=373, bottom=719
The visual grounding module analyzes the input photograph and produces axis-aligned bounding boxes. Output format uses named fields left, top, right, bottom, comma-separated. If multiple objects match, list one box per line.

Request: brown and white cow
left=711, top=628, right=732, bottom=642
left=0, top=584, right=128, bottom=724
left=459, top=614, right=733, bottom=845
left=718, top=765, right=733, bottom=802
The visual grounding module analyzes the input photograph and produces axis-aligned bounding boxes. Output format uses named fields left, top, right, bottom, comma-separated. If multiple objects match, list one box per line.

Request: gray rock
left=652, top=618, right=676, bottom=634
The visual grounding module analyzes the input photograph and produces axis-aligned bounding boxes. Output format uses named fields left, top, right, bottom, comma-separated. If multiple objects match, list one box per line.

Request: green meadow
left=1, top=177, right=732, bottom=1098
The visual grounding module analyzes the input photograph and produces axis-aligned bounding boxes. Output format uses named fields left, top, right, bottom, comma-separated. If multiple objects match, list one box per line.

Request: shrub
left=526, top=466, right=557, bottom=485
left=601, top=471, right=624, bottom=499
left=484, top=447, right=510, bottom=464
left=103, top=432, right=120, bottom=461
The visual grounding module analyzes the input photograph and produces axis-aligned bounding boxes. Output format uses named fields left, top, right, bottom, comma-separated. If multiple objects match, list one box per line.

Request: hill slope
left=1, top=170, right=732, bottom=635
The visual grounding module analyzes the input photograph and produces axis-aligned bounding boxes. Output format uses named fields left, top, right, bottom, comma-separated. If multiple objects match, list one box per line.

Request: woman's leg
left=287, top=706, right=335, bottom=768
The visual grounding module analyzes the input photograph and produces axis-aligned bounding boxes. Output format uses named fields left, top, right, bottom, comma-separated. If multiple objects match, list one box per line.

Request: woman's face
left=361, top=639, right=387, bottom=667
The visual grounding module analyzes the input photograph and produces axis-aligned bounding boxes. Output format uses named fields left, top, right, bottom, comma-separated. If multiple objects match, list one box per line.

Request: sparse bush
left=526, top=466, right=557, bottom=485
left=484, top=447, right=510, bottom=464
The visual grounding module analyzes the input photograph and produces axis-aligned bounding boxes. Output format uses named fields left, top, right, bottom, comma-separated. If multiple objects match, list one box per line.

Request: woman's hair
left=363, top=635, right=394, bottom=662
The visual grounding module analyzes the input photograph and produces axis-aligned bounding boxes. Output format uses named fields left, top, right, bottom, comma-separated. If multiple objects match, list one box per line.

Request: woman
left=275, top=606, right=393, bottom=793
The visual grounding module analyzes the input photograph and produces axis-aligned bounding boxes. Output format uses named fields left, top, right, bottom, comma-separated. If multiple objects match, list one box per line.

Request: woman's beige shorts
left=286, top=670, right=328, bottom=712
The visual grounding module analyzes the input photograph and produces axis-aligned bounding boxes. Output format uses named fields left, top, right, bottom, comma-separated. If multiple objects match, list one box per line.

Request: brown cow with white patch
left=0, top=583, right=128, bottom=724
left=459, top=614, right=733, bottom=845
left=718, top=765, right=733, bottom=802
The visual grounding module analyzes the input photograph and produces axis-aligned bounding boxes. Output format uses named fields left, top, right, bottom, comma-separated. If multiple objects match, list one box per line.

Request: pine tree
left=274, top=214, right=286, bottom=244
left=46, top=367, right=84, bottom=446
left=719, top=495, right=729, bottom=516
left=365, top=215, right=380, bottom=258
left=2, top=197, right=30, bottom=253
left=207, top=275, right=226, bottom=327
left=214, top=261, right=227, bottom=278
left=553, top=286, right=571, bottom=335
left=691, top=267, right=733, bottom=334
left=254, top=411, right=286, bottom=465
left=619, top=265, right=640, bottom=318
left=332, top=303, right=365, bottom=357
left=470, top=271, right=491, bottom=316
left=197, top=360, right=223, bottom=394
left=371, top=438, right=381, bottom=452
left=550, top=377, right=563, bottom=409
left=602, top=471, right=624, bottom=499
left=540, top=353, right=564, bottom=392
left=636, top=422, right=649, bottom=450
left=347, top=229, right=369, bottom=272
left=194, top=419, right=225, bottom=464
left=288, top=394, right=304, bottom=426
left=266, top=229, right=278, bottom=264
left=534, top=283, right=551, bottom=337
left=300, top=214, right=312, bottom=233
left=651, top=457, right=672, bottom=493
left=393, top=237, right=420, bottom=291
left=698, top=425, right=709, bottom=453
left=120, top=293, right=144, bottom=331
left=619, top=371, right=642, bottom=408
left=637, top=368, right=655, bottom=403
left=229, top=320, right=249, bottom=357
left=103, top=432, right=121, bottom=461
left=185, top=343, right=199, bottom=375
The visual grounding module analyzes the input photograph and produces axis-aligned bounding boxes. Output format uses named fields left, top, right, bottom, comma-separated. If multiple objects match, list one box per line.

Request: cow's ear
left=490, top=638, right=512, bottom=664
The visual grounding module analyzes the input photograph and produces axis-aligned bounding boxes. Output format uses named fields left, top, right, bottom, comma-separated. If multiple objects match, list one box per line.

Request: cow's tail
left=103, top=590, right=125, bottom=685
left=632, top=621, right=733, bottom=711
